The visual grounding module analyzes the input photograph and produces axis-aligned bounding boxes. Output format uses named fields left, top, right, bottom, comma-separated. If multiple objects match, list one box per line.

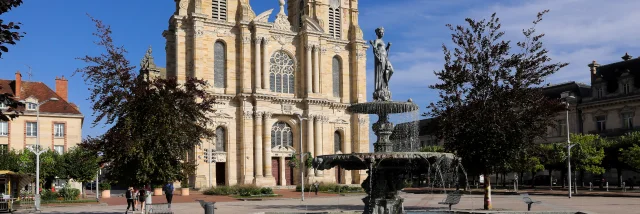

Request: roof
left=542, top=81, right=592, bottom=100
left=0, top=79, right=82, bottom=115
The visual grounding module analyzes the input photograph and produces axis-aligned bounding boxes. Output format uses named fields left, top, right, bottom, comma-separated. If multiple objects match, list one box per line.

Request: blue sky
left=2, top=0, right=640, bottom=147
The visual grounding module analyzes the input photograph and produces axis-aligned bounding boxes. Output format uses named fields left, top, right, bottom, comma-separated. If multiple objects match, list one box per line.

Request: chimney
left=14, top=71, right=21, bottom=98
left=55, top=76, right=68, bottom=101
left=588, top=60, right=600, bottom=82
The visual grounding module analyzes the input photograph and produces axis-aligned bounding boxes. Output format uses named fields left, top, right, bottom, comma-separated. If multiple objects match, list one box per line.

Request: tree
left=570, top=134, right=606, bottom=176
left=539, top=143, right=565, bottom=188
left=0, top=149, right=20, bottom=171
left=428, top=10, right=567, bottom=209
left=76, top=16, right=216, bottom=187
left=0, top=0, right=26, bottom=121
left=618, top=132, right=640, bottom=171
left=63, top=145, right=100, bottom=197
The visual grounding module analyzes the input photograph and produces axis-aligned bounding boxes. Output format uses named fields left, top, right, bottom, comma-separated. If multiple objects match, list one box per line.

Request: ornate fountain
left=313, top=27, right=455, bottom=214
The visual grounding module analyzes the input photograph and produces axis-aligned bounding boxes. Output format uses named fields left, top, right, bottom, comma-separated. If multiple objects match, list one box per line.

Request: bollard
left=606, top=182, right=609, bottom=192
left=589, top=182, right=592, bottom=191
left=622, top=182, right=626, bottom=192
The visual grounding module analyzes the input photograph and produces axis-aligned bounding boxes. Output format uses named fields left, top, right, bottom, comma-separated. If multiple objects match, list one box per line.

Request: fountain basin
left=347, top=101, right=419, bottom=115
left=314, top=152, right=456, bottom=171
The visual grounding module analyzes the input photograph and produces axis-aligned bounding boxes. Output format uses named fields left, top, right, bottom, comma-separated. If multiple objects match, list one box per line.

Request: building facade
left=0, top=72, right=84, bottom=154
left=161, top=0, right=370, bottom=188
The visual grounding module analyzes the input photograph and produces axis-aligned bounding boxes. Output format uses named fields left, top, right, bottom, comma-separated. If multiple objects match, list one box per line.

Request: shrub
left=58, top=187, right=80, bottom=200
left=260, top=187, right=274, bottom=195
left=41, top=190, right=59, bottom=201
left=180, top=179, right=189, bottom=188
left=99, top=182, right=111, bottom=190
left=236, top=184, right=260, bottom=197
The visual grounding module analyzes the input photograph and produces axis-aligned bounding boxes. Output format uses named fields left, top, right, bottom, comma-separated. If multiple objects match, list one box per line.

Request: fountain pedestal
left=362, top=167, right=406, bottom=214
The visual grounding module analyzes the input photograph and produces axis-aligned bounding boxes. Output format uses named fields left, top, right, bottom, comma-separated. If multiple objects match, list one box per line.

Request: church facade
left=162, top=0, right=370, bottom=188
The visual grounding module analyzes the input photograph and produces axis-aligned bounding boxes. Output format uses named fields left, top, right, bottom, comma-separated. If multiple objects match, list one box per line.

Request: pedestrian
left=125, top=186, right=135, bottom=213
left=313, top=181, right=320, bottom=195
left=138, top=187, right=147, bottom=212
left=163, top=182, right=174, bottom=208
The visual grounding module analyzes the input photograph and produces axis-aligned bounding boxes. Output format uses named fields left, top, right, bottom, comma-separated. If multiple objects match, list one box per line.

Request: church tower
left=163, top=0, right=369, bottom=188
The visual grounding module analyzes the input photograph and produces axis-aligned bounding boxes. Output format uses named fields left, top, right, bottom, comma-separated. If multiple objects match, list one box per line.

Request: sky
left=2, top=0, right=640, bottom=147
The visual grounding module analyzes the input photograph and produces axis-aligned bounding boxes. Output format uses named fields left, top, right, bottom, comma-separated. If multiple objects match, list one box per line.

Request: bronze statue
left=370, top=27, right=394, bottom=101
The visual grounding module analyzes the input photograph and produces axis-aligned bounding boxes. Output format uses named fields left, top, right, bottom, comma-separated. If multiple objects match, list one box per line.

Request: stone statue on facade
left=370, top=27, right=394, bottom=101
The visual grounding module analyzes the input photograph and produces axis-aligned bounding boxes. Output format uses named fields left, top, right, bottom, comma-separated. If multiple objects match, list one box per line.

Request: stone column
left=279, top=156, right=286, bottom=186
left=254, top=37, right=262, bottom=91
left=313, top=46, right=320, bottom=93
left=306, top=45, right=313, bottom=94
left=314, top=116, right=323, bottom=176
left=262, top=38, right=270, bottom=90
left=263, top=112, right=273, bottom=178
left=242, top=110, right=255, bottom=184
left=254, top=111, right=264, bottom=180
left=306, top=115, right=315, bottom=178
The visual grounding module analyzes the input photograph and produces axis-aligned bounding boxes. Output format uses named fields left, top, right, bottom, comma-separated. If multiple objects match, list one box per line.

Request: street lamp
left=293, top=113, right=307, bottom=201
left=561, top=92, right=576, bottom=198
left=23, top=97, right=59, bottom=210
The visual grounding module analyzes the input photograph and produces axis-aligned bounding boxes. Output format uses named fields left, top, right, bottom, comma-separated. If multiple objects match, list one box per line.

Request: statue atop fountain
left=313, top=28, right=458, bottom=214
left=371, top=27, right=395, bottom=102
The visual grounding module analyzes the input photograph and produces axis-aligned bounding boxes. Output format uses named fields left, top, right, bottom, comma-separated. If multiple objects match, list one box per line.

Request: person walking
left=125, top=187, right=135, bottom=213
left=138, top=187, right=147, bottom=212
left=163, top=182, right=174, bottom=208
left=313, top=181, right=320, bottom=195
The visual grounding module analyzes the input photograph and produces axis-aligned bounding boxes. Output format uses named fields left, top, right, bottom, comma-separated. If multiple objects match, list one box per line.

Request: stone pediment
left=253, top=9, right=273, bottom=23
left=272, top=12, right=293, bottom=32
left=272, top=145, right=295, bottom=153
left=303, top=16, right=324, bottom=33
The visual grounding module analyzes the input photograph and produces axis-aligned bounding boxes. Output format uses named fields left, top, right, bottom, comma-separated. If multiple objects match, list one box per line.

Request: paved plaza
left=29, top=192, right=640, bottom=214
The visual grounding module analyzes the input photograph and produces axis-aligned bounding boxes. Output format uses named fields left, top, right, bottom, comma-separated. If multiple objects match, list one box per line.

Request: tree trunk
left=531, top=170, right=535, bottom=188
left=484, top=175, right=492, bottom=210
left=580, top=170, right=585, bottom=187
left=520, top=172, right=524, bottom=185
left=617, top=167, right=623, bottom=187
left=561, top=170, right=566, bottom=189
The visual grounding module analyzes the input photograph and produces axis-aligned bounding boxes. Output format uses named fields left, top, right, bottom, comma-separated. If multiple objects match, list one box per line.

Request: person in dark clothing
left=313, top=181, right=320, bottom=195
left=163, top=183, right=174, bottom=208
left=138, top=187, right=147, bottom=211
left=125, top=187, right=135, bottom=212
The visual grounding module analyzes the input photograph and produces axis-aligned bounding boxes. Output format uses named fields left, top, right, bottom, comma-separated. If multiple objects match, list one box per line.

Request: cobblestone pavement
left=26, top=192, right=640, bottom=214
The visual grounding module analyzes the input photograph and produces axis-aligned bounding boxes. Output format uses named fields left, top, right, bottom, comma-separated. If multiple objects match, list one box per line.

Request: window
left=332, top=56, right=341, bottom=97
left=334, top=131, right=342, bottom=153
left=269, top=51, right=295, bottom=94
left=623, top=113, right=634, bottom=129
left=27, top=102, right=37, bottom=110
left=54, top=123, right=65, bottom=138
left=54, top=145, right=64, bottom=154
left=271, top=122, right=293, bottom=148
left=214, top=41, right=226, bottom=88
left=215, top=126, right=226, bottom=152
left=212, top=0, right=227, bottom=20
left=328, top=0, right=341, bottom=39
left=298, top=0, right=305, bottom=29
left=26, top=122, right=37, bottom=137
left=557, top=120, right=567, bottom=136
left=596, top=116, right=606, bottom=132
left=596, top=87, right=604, bottom=98
left=0, top=121, right=7, bottom=136
left=623, top=83, right=631, bottom=94
left=0, top=144, right=7, bottom=155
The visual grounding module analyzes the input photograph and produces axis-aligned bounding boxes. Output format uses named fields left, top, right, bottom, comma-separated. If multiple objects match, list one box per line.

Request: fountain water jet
left=313, top=27, right=457, bottom=214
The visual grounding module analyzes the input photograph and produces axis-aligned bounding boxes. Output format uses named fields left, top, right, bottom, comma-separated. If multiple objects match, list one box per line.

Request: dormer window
left=623, top=83, right=631, bottom=94
left=212, top=0, right=227, bottom=21
left=596, top=87, right=604, bottom=98
left=27, top=102, right=37, bottom=110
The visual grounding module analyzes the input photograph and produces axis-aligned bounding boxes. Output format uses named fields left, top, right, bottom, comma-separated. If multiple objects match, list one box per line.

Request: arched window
left=269, top=51, right=295, bottom=94
left=212, top=0, right=227, bottom=20
left=328, top=0, right=341, bottom=39
left=334, top=131, right=342, bottom=153
left=214, top=41, right=226, bottom=88
left=271, top=122, right=293, bottom=148
left=332, top=56, right=341, bottom=97
left=215, top=126, right=226, bottom=152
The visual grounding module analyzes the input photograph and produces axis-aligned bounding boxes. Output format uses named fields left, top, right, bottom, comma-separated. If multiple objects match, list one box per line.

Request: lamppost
left=294, top=113, right=307, bottom=201
left=561, top=92, right=576, bottom=198
left=23, top=97, right=59, bottom=211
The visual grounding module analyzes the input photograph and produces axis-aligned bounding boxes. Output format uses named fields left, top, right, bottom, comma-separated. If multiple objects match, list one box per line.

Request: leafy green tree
left=428, top=10, right=567, bottom=209
left=420, top=145, right=445, bottom=153
left=618, top=132, right=640, bottom=171
left=570, top=134, right=606, bottom=175
left=76, top=17, right=216, bottom=187
left=0, top=149, right=20, bottom=171
left=63, top=145, right=100, bottom=197
left=538, top=143, right=565, bottom=188
left=620, top=145, right=640, bottom=170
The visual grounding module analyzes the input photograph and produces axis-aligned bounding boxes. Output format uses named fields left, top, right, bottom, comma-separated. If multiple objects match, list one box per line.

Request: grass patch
left=203, top=185, right=275, bottom=197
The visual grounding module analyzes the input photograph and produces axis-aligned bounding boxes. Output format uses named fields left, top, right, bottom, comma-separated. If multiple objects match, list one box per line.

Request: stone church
left=154, top=0, right=370, bottom=188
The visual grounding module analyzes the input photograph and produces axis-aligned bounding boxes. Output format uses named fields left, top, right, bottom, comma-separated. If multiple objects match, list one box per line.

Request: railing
left=588, top=127, right=640, bottom=137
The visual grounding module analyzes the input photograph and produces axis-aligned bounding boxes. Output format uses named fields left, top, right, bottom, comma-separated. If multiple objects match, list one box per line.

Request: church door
left=285, top=157, right=293, bottom=185
left=336, top=166, right=343, bottom=184
left=272, top=158, right=280, bottom=185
